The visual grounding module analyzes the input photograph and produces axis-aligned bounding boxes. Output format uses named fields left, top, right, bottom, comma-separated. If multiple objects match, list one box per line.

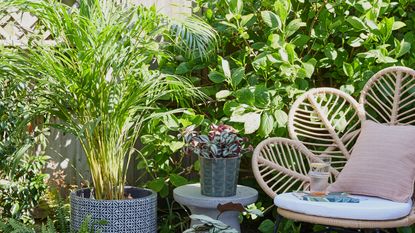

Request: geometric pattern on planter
left=70, top=187, right=157, bottom=233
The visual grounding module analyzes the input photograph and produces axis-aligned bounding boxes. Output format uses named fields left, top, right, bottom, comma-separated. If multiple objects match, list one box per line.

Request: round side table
left=173, top=183, right=258, bottom=232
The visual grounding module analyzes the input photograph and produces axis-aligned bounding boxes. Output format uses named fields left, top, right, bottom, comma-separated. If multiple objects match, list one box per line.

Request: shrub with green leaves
left=155, top=0, right=415, bottom=231
left=0, top=75, right=49, bottom=223
left=166, top=0, right=415, bottom=140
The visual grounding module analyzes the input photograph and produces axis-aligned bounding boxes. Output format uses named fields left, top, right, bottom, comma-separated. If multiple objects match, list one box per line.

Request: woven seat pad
left=275, top=193, right=412, bottom=221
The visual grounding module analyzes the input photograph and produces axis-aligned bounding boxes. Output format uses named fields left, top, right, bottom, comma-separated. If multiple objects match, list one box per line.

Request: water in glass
left=309, top=155, right=331, bottom=196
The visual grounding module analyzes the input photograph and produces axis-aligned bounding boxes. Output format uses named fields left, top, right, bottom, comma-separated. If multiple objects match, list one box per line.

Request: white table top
left=173, top=183, right=258, bottom=208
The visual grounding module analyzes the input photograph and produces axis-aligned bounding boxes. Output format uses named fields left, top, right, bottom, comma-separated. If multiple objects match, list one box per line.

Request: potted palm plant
left=184, top=124, right=251, bottom=197
left=1, top=0, right=217, bottom=232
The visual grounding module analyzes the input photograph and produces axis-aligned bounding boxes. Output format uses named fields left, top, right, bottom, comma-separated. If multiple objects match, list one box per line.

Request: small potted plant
left=184, top=124, right=251, bottom=197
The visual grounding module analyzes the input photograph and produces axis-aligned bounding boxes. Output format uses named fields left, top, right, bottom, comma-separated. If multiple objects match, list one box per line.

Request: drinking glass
left=309, top=155, right=331, bottom=196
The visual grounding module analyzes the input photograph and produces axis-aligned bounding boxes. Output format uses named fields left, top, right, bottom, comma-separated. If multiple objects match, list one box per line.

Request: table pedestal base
left=173, top=184, right=258, bottom=233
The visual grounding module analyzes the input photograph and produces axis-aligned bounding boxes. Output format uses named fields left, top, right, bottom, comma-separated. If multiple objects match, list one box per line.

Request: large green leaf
left=230, top=0, right=243, bottom=14
left=259, top=112, right=274, bottom=137
left=274, top=110, right=288, bottom=127
left=147, top=178, right=166, bottom=192
left=209, top=70, right=226, bottom=83
left=170, top=174, right=188, bottom=187
left=346, top=16, right=366, bottom=30
left=258, top=219, right=274, bottom=233
left=285, top=19, right=305, bottom=38
left=261, top=11, right=281, bottom=30
left=232, top=67, right=245, bottom=87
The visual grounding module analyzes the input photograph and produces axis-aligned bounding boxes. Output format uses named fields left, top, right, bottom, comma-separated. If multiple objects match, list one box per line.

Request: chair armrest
left=252, top=137, right=315, bottom=199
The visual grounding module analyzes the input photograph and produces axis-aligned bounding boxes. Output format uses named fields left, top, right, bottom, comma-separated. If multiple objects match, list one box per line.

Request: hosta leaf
left=376, top=55, right=397, bottom=63
left=245, top=208, right=263, bottom=217
left=333, top=115, right=348, bottom=132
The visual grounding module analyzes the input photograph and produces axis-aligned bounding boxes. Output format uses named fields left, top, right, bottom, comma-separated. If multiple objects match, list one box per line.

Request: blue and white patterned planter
left=70, top=186, right=157, bottom=233
left=199, top=156, right=241, bottom=197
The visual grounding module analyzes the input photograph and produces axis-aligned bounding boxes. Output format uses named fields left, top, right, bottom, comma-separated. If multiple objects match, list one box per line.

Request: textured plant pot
left=199, top=156, right=241, bottom=197
left=70, top=186, right=157, bottom=233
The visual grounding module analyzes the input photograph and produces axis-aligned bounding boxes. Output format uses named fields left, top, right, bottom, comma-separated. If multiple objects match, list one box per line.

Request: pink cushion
left=328, top=120, right=415, bottom=202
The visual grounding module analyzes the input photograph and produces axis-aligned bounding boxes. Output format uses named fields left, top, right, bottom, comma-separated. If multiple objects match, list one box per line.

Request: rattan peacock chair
left=252, top=66, right=415, bottom=233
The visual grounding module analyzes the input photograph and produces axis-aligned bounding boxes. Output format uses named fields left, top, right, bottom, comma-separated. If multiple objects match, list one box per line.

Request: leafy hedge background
left=140, top=0, right=415, bottom=232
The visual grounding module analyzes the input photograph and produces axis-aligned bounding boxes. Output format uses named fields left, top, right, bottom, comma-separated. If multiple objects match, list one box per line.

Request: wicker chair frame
left=252, top=66, right=415, bottom=230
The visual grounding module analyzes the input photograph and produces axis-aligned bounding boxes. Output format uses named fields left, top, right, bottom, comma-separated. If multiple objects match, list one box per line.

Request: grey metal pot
left=70, top=186, right=157, bottom=233
left=199, top=156, right=241, bottom=197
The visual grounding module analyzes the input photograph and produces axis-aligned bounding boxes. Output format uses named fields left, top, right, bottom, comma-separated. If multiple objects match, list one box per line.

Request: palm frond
left=1, top=0, right=207, bottom=200
left=168, top=16, right=218, bottom=61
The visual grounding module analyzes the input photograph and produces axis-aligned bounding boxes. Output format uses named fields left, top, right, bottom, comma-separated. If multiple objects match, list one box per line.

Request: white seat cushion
left=274, top=193, right=413, bottom=220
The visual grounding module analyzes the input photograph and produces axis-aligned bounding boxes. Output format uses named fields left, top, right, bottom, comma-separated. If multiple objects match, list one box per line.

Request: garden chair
left=252, top=66, right=415, bottom=233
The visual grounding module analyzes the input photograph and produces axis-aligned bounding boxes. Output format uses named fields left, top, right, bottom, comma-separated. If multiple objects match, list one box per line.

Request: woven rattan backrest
left=360, top=66, right=415, bottom=125
left=288, top=88, right=365, bottom=173
left=252, top=138, right=314, bottom=198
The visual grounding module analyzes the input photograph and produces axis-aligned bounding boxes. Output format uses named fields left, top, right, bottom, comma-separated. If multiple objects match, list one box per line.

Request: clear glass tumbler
left=309, top=155, right=331, bottom=196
